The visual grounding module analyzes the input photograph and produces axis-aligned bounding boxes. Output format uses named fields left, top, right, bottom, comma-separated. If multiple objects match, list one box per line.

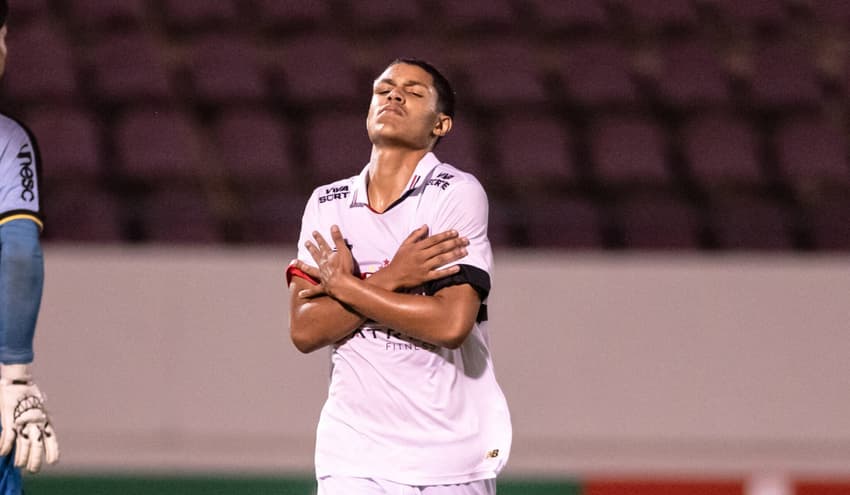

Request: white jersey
left=288, top=152, right=512, bottom=485
left=0, top=113, right=42, bottom=228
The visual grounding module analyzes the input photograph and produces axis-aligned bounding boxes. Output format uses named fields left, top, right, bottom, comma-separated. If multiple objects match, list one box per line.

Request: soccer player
left=287, top=58, right=511, bottom=494
left=0, top=1, right=60, bottom=491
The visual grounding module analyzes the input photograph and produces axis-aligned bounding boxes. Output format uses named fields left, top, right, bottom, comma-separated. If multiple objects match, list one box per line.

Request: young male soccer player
left=287, top=58, right=511, bottom=494
left=0, top=1, right=60, bottom=492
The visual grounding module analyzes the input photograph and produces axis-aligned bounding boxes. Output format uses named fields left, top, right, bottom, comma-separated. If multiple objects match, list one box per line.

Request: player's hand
left=382, top=225, right=468, bottom=290
left=0, top=364, right=59, bottom=473
left=302, top=225, right=356, bottom=299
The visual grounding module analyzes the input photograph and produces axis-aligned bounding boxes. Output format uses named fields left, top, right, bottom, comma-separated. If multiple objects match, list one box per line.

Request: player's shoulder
left=424, top=160, right=486, bottom=197
left=0, top=112, right=31, bottom=141
left=308, top=174, right=357, bottom=206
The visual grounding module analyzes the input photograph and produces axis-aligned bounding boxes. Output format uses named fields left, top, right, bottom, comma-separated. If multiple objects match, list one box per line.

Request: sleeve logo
left=426, top=172, right=454, bottom=190
left=17, top=143, right=36, bottom=202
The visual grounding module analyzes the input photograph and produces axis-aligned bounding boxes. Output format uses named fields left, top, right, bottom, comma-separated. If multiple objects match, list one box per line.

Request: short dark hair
left=0, top=0, right=8, bottom=28
left=388, top=58, right=455, bottom=118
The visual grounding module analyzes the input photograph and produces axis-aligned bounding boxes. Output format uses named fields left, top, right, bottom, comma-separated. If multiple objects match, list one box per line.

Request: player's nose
left=386, top=88, right=403, bottom=103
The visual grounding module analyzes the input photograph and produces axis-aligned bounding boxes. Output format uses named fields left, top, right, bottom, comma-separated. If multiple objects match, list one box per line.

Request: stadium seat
left=590, top=116, right=669, bottom=187
left=271, top=34, right=360, bottom=107
left=25, top=107, right=102, bottom=181
left=254, top=0, right=330, bottom=30
left=775, top=115, right=850, bottom=190
left=240, top=191, right=309, bottom=244
left=212, top=109, right=295, bottom=189
left=487, top=199, right=520, bottom=248
left=701, top=0, right=789, bottom=29
left=746, top=39, right=822, bottom=110
left=652, top=38, right=730, bottom=109
left=809, top=0, right=850, bottom=26
left=5, top=0, right=49, bottom=25
left=682, top=113, right=763, bottom=189
left=556, top=40, right=638, bottom=108
left=3, top=22, right=77, bottom=104
left=616, top=194, right=701, bottom=249
left=524, top=0, right=609, bottom=33
left=523, top=197, right=604, bottom=249
left=456, top=40, right=548, bottom=107
left=159, top=0, right=239, bottom=34
left=182, top=34, right=267, bottom=106
left=709, top=195, right=793, bottom=250
left=305, top=112, right=371, bottom=185
left=64, top=0, right=147, bottom=33
left=348, top=0, right=423, bottom=30
left=84, top=31, right=173, bottom=107
left=41, top=185, right=124, bottom=243
left=135, top=187, right=222, bottom=243
left=804, top=193, right=850, bottom=250
left=435, top=0, right=515, bottom=31
left=494, top=114, right=576, bottom=190
left=611, top=0, right=699, bottom=31
left=115, top=109, right=203, bottom=183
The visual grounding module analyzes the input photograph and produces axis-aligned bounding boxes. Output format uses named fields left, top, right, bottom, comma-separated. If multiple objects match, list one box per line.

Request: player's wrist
left=0, top=363, right=32, bottom=383
left=324, top=270, right=358, bottom=299
left=365, top=266, right=400, bottom=291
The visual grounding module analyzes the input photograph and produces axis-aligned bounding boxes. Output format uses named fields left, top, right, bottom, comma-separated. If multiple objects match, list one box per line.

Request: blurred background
left=3, top=0, right=850, bottom=494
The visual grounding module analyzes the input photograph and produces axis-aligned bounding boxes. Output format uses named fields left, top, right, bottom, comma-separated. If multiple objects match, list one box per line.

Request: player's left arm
left=0, top=124, right=59, bottom=473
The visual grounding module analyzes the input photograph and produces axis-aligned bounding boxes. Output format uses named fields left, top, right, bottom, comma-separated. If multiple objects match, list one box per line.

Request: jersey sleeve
left=0, top=219, right=43, bottom=363
left=0, top=120, right=42, bottom=229
left=285, top=188, right=322, bottom=285
left=424, top=178, right=493, bottom=300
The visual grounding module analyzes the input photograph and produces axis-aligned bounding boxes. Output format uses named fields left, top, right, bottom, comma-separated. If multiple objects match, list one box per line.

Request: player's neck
left=366, top=146, right=429, bottom=213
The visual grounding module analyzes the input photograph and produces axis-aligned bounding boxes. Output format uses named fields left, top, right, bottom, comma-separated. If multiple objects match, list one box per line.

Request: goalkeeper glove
left=0, top=364, right=59, bottom=472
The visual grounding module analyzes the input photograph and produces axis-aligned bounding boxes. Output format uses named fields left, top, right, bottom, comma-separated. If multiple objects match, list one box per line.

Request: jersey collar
left=350, top=152, right=441, bottom=209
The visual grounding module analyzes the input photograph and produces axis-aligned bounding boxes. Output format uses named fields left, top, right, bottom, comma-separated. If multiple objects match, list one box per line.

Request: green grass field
left=23, top=475, right=580, bottom=495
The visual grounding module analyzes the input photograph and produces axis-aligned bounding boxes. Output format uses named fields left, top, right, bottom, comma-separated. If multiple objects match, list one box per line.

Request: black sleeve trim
left=423, top=264, right=491, bottom=301
left=0, top=209, right=42, bottom=225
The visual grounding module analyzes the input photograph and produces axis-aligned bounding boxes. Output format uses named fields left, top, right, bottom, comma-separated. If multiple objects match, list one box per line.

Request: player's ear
left=433, top=113, right=452, bottom=138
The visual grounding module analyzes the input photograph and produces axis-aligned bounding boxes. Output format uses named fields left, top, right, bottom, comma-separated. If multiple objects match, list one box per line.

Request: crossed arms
left=288, top=225, right=482, bottom=353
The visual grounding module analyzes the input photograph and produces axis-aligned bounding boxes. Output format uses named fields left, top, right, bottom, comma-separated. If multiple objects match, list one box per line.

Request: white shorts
left=317, top=475, right=496, bottom=495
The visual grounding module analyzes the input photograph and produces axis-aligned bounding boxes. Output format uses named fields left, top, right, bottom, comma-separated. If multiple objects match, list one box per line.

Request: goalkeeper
left=0, top=0, right=60, bottom=491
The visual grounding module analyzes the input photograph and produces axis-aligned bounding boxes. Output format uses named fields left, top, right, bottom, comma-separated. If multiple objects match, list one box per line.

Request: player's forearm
left=289, top=295, right=365, bottom=353
left=327, top=275, right=475, bottom=349
left=0, top=220, right=43, bottom=363
left=289, top=271, right=400, bottom=353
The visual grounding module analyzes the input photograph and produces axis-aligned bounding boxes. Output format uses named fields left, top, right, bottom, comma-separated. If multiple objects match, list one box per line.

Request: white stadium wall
left=33, top=246, right=850, bottom=478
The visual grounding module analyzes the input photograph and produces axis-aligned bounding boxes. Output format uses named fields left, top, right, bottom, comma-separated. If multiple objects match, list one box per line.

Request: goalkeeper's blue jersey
left=0, top=113, right=41, bottom=229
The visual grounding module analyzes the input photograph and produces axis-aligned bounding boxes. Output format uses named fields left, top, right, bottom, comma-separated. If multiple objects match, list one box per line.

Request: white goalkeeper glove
left=0, top=364, right=59, bottom=472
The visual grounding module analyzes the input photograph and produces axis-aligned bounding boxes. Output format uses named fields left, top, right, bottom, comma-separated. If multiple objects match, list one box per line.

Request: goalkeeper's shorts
left=0, top=447, right=21, bottom=495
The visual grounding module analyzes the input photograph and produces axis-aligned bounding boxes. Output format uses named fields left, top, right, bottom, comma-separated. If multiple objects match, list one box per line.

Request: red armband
left=285, top=262, right=319, bottom=285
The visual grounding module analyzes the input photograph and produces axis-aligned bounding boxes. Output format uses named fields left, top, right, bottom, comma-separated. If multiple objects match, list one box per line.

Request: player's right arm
left=288, top=225, right=468, bottom=353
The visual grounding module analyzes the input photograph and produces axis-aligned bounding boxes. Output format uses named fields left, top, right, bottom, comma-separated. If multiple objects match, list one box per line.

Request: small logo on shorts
left=486, top=449, right=499, bottom=459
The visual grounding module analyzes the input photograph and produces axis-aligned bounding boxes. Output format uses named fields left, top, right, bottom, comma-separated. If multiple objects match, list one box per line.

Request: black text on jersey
left=319, top=185, right=350, bottom=203
left=426, top=172, right=454, bottom=190
left=17, top=143, right=35, bottom=202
